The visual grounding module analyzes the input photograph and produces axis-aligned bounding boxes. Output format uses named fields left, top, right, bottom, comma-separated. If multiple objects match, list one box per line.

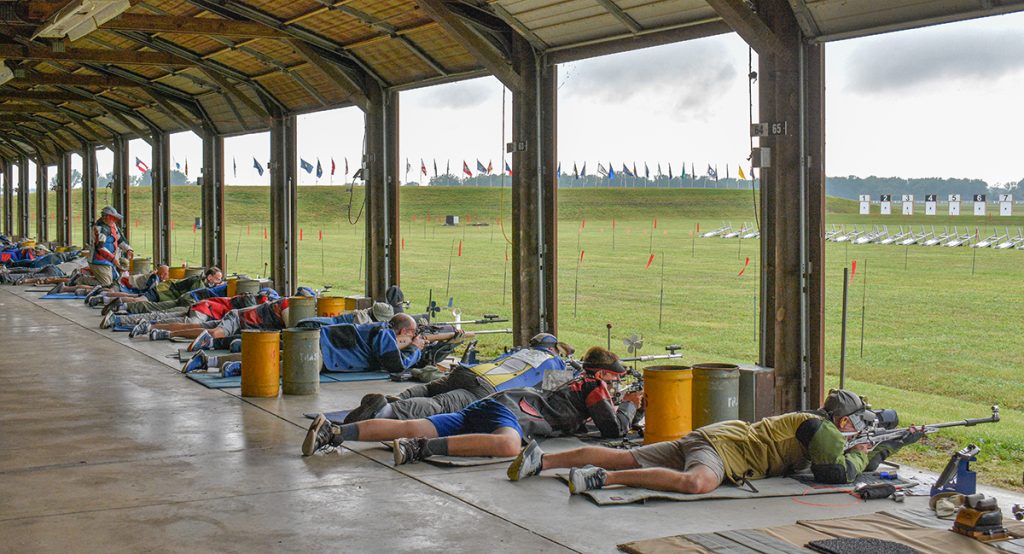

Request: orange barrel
left=236, top=278, right=261, bottom=295
left=282, top=328, right=321, bottom=395
left=241, top=330, right=281, bottom=397
left=317, top=296, right=348, bottom=317
left=287, top=295, right=317, bottom=328
left=643, top=365, right=693, bottom=444
left=691, top=363, right=740, bottom=428
left=184, top=266, right=205, bottom=278
left=131, top=257, right=152, bottom=275
left=168, top=266, right=187, bottom=279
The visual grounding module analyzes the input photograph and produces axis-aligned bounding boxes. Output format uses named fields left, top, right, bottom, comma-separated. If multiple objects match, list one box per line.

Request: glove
left=900, top=428, right=925, bottom=446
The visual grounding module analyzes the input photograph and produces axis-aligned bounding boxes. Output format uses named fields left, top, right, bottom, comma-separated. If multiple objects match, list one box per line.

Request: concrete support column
left=18, top=156, right=29, bottom=238
left=758, top=0, right=825, bottom=412
left=82, top=145, right=97, bottom=245
left=364, top=86, right=401, bottom=300
left=269, top=113, right=297, bottom=294
left=510, top=39, right=559, bottom=345
left=35, top=162, right=48, bottom=242
left=112, top=137, right=131, bottom=240
left=201, top=130, right=226, bottom=271
left=151, top=132, right=172, bottom=265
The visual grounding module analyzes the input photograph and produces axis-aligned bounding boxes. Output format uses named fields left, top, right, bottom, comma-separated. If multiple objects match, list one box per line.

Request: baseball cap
left=529, top=333, right=558, bottom=348
left=824, top=389, right=876, bottom=431
left=371, top=302, right=395, bottom=322
left=101, top=206, right=123, bottom=220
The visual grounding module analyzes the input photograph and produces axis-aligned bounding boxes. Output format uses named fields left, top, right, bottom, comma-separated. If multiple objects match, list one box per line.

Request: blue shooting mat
left=324, top=371, right=390, bottom=382
left=187, top=371, right=390, bottom=389
left=39, top=293, right=81, bottom=299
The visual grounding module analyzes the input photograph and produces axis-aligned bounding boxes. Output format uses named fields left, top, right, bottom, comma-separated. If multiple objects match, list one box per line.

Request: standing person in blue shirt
left=319, top=313, right=426, bottom=373
left=79, top=206, right=133, bottom=287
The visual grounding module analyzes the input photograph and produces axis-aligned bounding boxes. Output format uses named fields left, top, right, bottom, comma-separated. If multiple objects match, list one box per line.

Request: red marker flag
left=401, top=238, right=405, bottom=250
left=457, top=240, right=462, bottom=257
left=697, top=222, right=700, bottom=233
left=263, top=227, right=267, bottom=239
left=192, top=223, right=196, bottom=233
left=247, top=224, right=250, bottom=235
left=581, top=218, right=586, bottom=229
left=505, top=249, right=509, bottom=262
left=653, top=217, right=658, bottom=229
left=319, top=230, right=323, bottom=241
left=645, top=253, right=655, bottom=269
left=300, top=228, right=303, bottom=241
left=580, top=250, right=585, bottom=263
left=738, top=257, right=750, bottom=276
left=851, top=260, right=857, bottom=280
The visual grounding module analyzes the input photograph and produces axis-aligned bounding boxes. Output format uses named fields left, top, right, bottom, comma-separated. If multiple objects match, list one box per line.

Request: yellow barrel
left=168, top=266, right=187, bottom=279
left=236, top=278, right=261, bottom=295
left=692, top=363, right=740, bottom=429
left=241, top=330, right=280, bottom=398
left=282, top=328, right=321, bottom=395
left=131, top=257, right=152, bottom=275
left=643, top=365, right=693, bottom=444
left=317, top=296, right=348, bottom=317
left=184, top=266, right=205, bottom=278
left=287, top=296, right=317, bottom=328
left=226, top=276, right=238, bottom=296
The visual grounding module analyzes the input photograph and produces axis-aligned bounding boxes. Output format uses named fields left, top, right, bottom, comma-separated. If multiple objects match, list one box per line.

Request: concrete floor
left=2, top=287, right=1021, bottom=553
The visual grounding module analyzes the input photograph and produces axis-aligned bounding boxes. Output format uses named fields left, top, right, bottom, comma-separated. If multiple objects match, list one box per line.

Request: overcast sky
left=71, top=10, right=1023, bottom=187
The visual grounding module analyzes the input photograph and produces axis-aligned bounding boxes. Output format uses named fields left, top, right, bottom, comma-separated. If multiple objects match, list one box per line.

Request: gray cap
left=371, top=301, right=395, bottom=322
left=824, top=389, right=876, bottom=430
left=101, top=206, right=123, bottom=220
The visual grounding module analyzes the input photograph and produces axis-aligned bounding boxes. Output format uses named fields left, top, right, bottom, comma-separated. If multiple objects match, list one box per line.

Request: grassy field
left=26, top=185, right=1024, bottom=491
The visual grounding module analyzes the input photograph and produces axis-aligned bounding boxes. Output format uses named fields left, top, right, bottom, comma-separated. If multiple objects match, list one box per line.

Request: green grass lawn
left=30, top=185, right=1024, bottom=491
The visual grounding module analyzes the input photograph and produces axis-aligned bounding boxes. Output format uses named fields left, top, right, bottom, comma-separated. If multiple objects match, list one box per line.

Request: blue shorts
left=426, top=399, right=524, bottom=440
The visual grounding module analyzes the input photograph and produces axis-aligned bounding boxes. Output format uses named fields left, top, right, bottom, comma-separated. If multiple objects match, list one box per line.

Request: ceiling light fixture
left=33, top=0, right=131, bottom=43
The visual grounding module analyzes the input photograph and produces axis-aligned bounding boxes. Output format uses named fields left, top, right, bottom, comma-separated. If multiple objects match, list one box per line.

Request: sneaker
left=148, top=329, right=171, bottom=341
left=187, top=330, right=214, bottom=352
left=302, top=414, right=342, bottom=456
left=392, top=437, right=429, bottom=465
left=507, top=440, right=544, bottom=482
left=181, top=350, right=209, bottom=373
left=220, top=361, right=242, bottom=377
left=343, top=393, right=388, bottom=424
left=129, top=320, right=151, bottom=338
left=101, top=299, right=123, bottom=316
left=229, top=338, right=242, bottom=353
left=100, top=310, right=116, bottom=329
left=567, top=466, right=607, bottom=495
left=83, top=285, right=103, bottom=303
left=87, top=295, right=105, bottom=308
left=47, top=282, right=64, bottom=295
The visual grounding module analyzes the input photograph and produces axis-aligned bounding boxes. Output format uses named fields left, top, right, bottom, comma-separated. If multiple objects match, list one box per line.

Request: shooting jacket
left=489, top=376, right=636, bottom=441
left=319, top=321, right=422, bottom=373
left=698, top=412, right=882, bottom=485
left=91, top=219, right=130, bottom=266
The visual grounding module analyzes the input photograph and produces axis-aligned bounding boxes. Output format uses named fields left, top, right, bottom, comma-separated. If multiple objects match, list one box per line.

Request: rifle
left=842, top=405, right=1000, bottom=449
left=612, top=345, right=683, bottom=402
left=431, top=314, right=509, bottom=326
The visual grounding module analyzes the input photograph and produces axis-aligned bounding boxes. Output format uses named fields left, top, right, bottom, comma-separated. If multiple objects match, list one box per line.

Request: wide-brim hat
left=371, top=301, right=395, bottom=322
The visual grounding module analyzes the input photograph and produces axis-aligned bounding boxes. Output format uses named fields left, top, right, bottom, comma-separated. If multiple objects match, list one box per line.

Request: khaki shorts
left=79, top=263, right=115, bottom=287
left=630, top=432, right=726, bottom=483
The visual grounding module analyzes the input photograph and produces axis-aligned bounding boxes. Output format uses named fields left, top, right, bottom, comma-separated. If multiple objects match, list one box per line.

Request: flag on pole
left=668, top=164, right=673, bottom=180
left=252, top=157, right=264, bottom=176
left=344, top=157, right=349, bottom=175
left=420, top=159, right=427, bottom=177
left=738, top=257, right=750, bottom=276
left=608, top=164, right=616, bottom=180
left=645, top=253, right=655, bottom=269
left=644, top=162, right=650, bottom=179
left=707, top=164, right=717, bottom=180
left=463, top=160, right=472, bottom=177
left=446, top=160, right=450, bottom=176
left=657, top=163, right=663, bottom=177
left=331, top=158, right=336, bottom=176
left=738, top=165, right=747, bottom=180
left=632, top=162, right=638, bottom=178
left=300, top=159, right=314, bottom=174
left=487, top=160, right=493, bottom=174
left=621, top=164, right=633, bottom=177
left=597, top=163, right=608, bottom=177
left=232, top=157, right=237, bottom=178
left=184, top=159, right=189, bottom=176
left=316, top=159, right=323, bottom=178
left=580, top=162, right=586, bottom=177
left=352, top=167, right=364, bottom=180
left=573, top=162, right=579, bottom=179
left=476, top=160, right=487, bottom=174
left=505, top=161, right=512, bottom=176
left=557, top=162, right=561, bottom=176
left=174, top=159, right=180, bottom=171
left=135, top=157, right=149, bottom=173
left=433, top=159, right=438, bottom=178
left=405, top=158, right=411, bottom=174
left=725, top=164, right=730, bottom=180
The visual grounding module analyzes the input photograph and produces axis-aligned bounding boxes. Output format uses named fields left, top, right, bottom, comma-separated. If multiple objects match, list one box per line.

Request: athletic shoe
left=100, top=310, right=116, bottom=329
left=129, top=320, right=151, bottom=338
left=83, top=285, right=103, bottom=303
left=47, top=282, right=64, bottom=295
left=100, top=299, right=123, bottom=316
left=343, top=393, right=388, bottom=424
left=148, top=329, right=171, bottom=341
left=302, top=414, right=343, bottom=456
left=507, top=440, right=544, bottom=481
left=87, top=295, right=105, bottom=308
left=229, top=338, right=242, bottom=353
left=220, top=361, right=242, bottom=377
left=392, top=437, right=429, bottom=465
left=187, top=330, right=214, bottom=352
left=181, top=350, right=209, bottom=373
left=567, top=466, right=607, bottom=495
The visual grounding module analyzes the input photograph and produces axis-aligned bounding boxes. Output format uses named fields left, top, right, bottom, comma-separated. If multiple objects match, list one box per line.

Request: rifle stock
left=843, top=405, right=999, bottom=449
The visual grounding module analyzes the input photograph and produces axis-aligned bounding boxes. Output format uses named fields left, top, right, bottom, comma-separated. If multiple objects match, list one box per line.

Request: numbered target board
left=1000, top=194, right=1013, bottom=216
left=880, top=194, right=892, bottom=215
left=925, top=194, right=937, bottom=215
left=859, top=194, right=871, bottom=215
left=901, top=194, right=914, bottom=215
left=949, top=194, right=961, bottom=216
left=973, top=194, right=987, bottom=216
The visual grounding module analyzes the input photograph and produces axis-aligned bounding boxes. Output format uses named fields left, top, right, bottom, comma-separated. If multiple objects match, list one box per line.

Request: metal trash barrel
left=241, top=330, right=280, bottom=398
left=131, top=257, right=152, bottom=274
left=226, top=275, right=248, bottom=297
left=317, top=296, right=347, bottom=317
left=287, top=296, right=317, bottom=328
left=236, top=278, right=261, bottom=295
left=168, top=266, right=187, bottom=279
left=691, top=363, right=740, bottom=428
left=282, top=328, right=320, bottom=395
left=643, top=365, right=693, bottom=444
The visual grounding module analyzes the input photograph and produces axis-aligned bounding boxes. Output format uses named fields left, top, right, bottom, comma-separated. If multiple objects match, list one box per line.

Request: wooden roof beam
left=0, top=104, right=63, bottom=112
left=0, top=44, right=196, bottom=66
left=417, top=0, right=523, bottom=91
left=287, top=39, right=369, bottom=112
left=6, top=73, right=143, bottom=88
left=0, top=90, right=100, bottom=102
left=102, top=14, right=289, bottom=38
left=593, top=0, right=643, bottom=34
left=704, top=0, right=791, bottom=60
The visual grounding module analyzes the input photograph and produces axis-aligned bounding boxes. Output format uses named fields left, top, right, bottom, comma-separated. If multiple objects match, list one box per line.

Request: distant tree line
left=825, top=175, right=1023, bottom=200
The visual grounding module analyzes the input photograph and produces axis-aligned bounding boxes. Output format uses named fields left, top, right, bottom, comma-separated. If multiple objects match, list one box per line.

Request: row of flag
left=131, top=154, right=751, bottom=182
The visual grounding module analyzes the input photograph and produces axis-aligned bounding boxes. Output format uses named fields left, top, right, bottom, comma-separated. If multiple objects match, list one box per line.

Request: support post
left=35, top=162, right=48, bottom=242
left=112, top=136, right=131, bottom=239
left=201, top=129, right=226, bottom=270
left=82, top=145, right=97, bottom=245
left=151, top=132, right=172, bottom=264
left=364, top=85, right=400, bottom=300
left=18, top=156, right=29, bottom=238
left=757, top=0, right=825, bottom=412
left=59, top=153, right=73, bottom=244
left=269, top=113, right=297, bottom=293
left=1, top=160, right=10, bottom=236
left=510, top=38, right=558, bottom=344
